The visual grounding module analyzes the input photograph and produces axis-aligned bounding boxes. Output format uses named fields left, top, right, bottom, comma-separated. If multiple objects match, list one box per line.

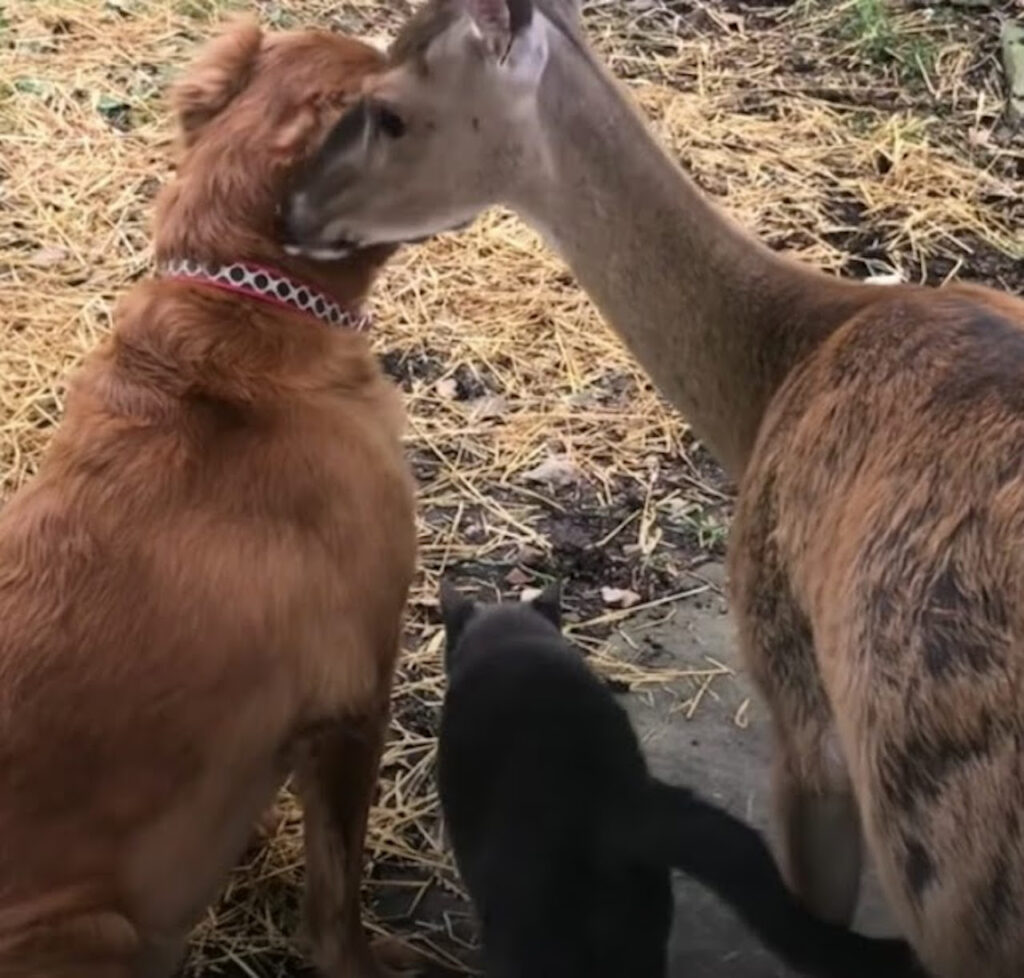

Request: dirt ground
left=0, top=0, right=1022, bottom=974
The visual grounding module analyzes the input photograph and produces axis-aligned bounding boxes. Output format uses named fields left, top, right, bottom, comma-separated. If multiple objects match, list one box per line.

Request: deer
left=280, top=1, right=1024, bottom=976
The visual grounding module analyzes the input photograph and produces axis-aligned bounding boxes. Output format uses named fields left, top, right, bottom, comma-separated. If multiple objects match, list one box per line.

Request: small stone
left=601, top=586, right=641, bottom=608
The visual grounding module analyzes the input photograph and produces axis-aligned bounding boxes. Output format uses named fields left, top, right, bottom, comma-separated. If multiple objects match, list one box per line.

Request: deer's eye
left=375, top=104, right=406, bottom=139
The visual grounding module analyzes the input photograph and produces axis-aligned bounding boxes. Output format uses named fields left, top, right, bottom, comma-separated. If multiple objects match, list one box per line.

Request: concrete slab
left=612, top=562, right=898, bottom=977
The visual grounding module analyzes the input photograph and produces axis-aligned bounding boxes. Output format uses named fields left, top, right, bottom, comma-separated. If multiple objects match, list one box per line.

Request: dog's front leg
left=294, top=704, right=390, bottom=978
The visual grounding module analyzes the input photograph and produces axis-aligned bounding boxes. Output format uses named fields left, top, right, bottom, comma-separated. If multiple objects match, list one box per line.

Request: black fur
left=437, top=585, right=927, bottom=978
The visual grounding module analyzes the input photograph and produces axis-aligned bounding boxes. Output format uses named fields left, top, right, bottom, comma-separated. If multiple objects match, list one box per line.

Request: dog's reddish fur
left=729, top=280, right=1024, bottom=978
left=0, top=23, right=415, bottom=977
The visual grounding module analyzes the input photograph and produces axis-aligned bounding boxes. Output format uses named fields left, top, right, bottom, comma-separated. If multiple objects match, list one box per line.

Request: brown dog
left=0, top=22, right=414, bottom=978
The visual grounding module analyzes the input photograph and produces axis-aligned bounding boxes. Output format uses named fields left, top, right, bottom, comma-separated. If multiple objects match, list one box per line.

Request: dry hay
left=0, top=0, right=1021, bottom=973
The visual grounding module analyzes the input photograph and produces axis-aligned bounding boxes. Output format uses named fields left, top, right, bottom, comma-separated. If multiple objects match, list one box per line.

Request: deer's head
left=282, top=0, right=581, bottom=257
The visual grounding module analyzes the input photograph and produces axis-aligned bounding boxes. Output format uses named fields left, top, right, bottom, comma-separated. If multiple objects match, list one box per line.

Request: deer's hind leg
left=730, top=517, right=862, bottom=926
left=769, top=707, right=862, bottom=926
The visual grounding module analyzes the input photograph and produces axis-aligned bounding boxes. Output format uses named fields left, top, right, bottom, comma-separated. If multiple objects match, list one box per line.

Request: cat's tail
left=639, top=779, right=928, bottom=978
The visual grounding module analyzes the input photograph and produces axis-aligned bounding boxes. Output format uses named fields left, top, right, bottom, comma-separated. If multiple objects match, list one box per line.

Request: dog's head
left=155, top=20, right=394, bottom=295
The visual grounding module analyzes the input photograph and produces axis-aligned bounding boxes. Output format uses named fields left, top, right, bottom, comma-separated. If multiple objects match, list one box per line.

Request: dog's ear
left=172, top=18, right=263, bottom=147
left=439, top=580, right=477, bottom=670
left=530, top=579, right=562, bottom=629
left=270, top=99, right=322, bottom=155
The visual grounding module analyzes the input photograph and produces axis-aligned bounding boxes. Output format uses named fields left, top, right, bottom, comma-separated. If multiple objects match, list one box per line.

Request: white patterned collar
left=158, top=259, right=371, bottom=332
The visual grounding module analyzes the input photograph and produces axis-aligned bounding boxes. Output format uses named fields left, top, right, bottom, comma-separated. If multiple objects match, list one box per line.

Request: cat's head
left=438, top=579, right=562, bottom=673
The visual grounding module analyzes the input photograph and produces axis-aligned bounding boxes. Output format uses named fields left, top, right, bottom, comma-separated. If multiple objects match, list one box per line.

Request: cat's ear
left=440, top=580, right=477, bottom=668
left=531, top=579, right=562, bottom=629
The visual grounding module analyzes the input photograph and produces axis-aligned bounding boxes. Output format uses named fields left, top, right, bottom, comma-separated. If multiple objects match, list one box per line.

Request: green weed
left=843, top=0, right=936, bottom=86
left=848, top=0, right=896, bottom=62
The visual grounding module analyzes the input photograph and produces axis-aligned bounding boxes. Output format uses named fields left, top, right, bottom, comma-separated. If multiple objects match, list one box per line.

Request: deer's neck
left=509, top=25, right=870, bottom=478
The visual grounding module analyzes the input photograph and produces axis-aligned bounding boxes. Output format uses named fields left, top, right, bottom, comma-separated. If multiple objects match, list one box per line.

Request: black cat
left=437, top=582, right=925, bottom=978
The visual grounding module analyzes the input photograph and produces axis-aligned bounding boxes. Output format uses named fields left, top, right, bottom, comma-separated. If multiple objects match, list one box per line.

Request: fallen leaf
left=521, top=455, right=579, bottom=487
left=28, top=246, right=67, bottom=267
left=969, top=128, right=994, bottom=148
left=14, top=77, right=48, bottom=96
left=96, top=93, right=132, bottom=131
left=601, top=586, right=641, bottom=608
left=434, top=378, right=458, bottom=400
left=363, top=32, right=395, bottom=52
left=516, top=544, right=545, bottom=566
left=466, top=394, right=507, bottom=421
left=566, top=389, right=599, bottom=408
left=865, top=272, right=903, bottom=286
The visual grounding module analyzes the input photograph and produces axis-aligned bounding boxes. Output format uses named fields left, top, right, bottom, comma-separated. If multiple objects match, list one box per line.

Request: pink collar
left=158, top=259, right=371, bottom=331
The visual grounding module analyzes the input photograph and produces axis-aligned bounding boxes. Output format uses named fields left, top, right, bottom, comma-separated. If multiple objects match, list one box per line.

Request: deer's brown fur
left=729, top=284, right=1024, bottom=978
left=281, top=2, right=1024, bottom=974
left=0, top=23, right=414, bottom=978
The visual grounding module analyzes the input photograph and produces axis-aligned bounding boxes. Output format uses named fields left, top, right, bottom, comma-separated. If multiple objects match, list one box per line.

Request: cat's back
left=441, top=628, right=648, bottom=804
left=440, top=627, right=671, bottom=978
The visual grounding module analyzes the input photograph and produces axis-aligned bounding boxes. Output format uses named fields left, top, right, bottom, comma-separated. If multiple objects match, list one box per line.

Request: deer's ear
left=462, top=0, right=534, bottom=57
left=500, top=0, right=548, bottom=89
left=172, top=17, right=263, bottom=147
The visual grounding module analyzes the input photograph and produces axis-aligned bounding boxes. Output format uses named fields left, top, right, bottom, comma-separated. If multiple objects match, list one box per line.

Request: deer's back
left=732, top=283, right=1024, bottom=976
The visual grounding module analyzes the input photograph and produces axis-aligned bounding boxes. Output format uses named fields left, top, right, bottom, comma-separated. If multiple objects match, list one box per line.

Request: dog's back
left=0, top=284, right=413, bottom=968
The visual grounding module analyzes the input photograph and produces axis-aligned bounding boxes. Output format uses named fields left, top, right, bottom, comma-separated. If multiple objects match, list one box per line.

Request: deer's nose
left=279, top=191, right=321, bottom=247
left=279, top=194, right=360, bottom=261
